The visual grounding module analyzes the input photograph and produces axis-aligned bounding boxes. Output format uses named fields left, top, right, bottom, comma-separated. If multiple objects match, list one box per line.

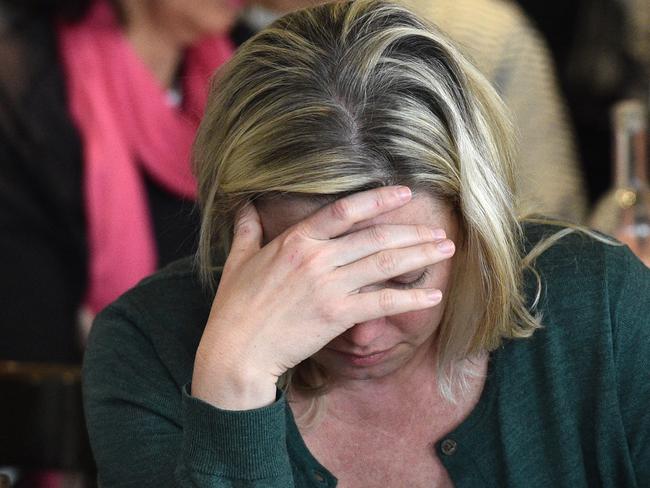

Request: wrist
left=192, top=353, right=278, bottom=410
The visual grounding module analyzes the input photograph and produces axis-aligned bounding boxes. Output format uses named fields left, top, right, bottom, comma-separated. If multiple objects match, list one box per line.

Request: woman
left=0, top=0, right=240, bottom=363
left=83, top=1, right=650, bottom=486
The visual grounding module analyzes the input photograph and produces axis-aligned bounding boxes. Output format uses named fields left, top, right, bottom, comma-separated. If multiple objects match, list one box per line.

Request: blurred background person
left=0, top=2, right=240, bottom=483
left=0, top=0, right=242, bottom=365
left=515, top=0, right=649, bottom=205
left=230, top=0, right=313, bottom=43
left=403, top=0, right=588, bottom=222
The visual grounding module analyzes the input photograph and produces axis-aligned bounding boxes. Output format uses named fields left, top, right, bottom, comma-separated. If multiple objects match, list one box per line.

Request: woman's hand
left=192, top=186, right=454, bottom=410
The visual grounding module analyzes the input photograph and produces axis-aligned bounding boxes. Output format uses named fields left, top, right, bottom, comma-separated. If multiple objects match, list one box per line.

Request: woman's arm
left=83, top=304, right=296, bottom=487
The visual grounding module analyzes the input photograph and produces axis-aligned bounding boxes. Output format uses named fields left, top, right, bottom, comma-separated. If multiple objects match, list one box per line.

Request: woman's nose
left=341, top=318, right=387, bottom=349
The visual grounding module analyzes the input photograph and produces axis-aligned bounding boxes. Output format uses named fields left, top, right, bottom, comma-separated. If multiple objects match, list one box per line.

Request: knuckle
left=375, top=251, right=397, bottom=275
left=330, top=198, right=353, bottom=222
left=371, top=193, right=385, bottom=210
left=422, top=243, right=439, bottom=261
left=368, top=225, right=389, bottom=246
left=416, top=225, right=434, bottom=242
left=413, top=289, right=428, bottom=306
left=277, top=230, right=310, bottom=267
left=302, top=247, right=326, bottom=271
left=280, top=226, right=306, bottom=248
left=377, top=289, right=396, bottom=312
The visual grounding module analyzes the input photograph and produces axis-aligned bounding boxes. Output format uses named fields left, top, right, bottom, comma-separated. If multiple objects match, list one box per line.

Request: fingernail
left=437, top=239, right=455, bottom=253
left=428, top=290, right=442, bottom=302
left=397, top=186, right=412, bottom=201
left=432, top=228, right=446, bottom=239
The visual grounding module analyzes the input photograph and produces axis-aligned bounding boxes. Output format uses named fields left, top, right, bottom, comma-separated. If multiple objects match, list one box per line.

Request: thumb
left=228, top=203, right=263, bottom=265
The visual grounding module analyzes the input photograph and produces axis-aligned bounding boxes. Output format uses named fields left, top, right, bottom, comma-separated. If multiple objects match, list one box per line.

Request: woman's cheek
left=390, top=305, right=445, bottom=338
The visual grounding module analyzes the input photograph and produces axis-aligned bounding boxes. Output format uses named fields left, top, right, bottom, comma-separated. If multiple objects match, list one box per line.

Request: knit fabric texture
left=83, top=224, right=650, bottom=487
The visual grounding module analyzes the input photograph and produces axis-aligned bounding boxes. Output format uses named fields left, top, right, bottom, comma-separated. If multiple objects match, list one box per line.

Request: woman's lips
left=328, top=347, right=392, bottom=367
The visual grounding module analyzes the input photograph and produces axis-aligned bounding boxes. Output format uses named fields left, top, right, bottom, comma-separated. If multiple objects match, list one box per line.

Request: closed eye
left=388, top=269, right=429, bottom=289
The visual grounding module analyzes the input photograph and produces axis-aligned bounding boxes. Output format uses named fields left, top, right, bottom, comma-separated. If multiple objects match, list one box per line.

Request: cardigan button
left=440, top=438, right=458, bottom=456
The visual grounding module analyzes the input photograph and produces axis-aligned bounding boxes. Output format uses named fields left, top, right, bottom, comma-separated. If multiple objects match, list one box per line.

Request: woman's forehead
left=256, top=193, right=455, bottom=243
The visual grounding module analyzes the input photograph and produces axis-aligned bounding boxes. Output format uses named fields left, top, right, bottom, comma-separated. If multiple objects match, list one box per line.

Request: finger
left=329, top=224, right=446, bottom=266
left=228, top=203, right=263, bottom=265
left=337, top=239, right=455, bottom=291
left=342, top=287, right=443, bottom=325
left=300, top=186, right=412, bottom=240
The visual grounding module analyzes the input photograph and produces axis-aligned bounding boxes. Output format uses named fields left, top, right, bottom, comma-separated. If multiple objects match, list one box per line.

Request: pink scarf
left=57, top=0, right=233, bottom=313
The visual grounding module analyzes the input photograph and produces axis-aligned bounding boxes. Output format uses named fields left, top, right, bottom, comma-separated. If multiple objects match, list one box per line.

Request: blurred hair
left=193, top=0, right=541, bottom=403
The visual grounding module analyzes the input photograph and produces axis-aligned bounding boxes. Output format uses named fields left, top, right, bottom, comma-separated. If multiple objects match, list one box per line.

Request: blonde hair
left=194, top=0, right=542, bottom=402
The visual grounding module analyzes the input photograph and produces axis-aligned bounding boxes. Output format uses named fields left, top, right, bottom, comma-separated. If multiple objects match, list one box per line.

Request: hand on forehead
left=255, top=189, right=455, bottom=245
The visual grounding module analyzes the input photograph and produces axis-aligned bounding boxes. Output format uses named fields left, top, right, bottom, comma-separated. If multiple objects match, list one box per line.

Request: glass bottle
left=590, top=99, right=650, bottom=266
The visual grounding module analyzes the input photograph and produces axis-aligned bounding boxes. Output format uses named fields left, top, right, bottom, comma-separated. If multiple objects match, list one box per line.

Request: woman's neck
left=118, top=1, right=184, bottom=89
left=291, top=347, right=488, bottom=431
left=328, top=347, right=444, bottom=423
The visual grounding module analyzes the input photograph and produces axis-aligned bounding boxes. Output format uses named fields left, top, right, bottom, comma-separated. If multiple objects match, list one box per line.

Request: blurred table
left=0, top=360, right=94, bottom=474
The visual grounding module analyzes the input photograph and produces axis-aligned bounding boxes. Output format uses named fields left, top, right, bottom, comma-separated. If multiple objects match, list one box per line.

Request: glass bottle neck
left=613, top=100, right=648, bottom=187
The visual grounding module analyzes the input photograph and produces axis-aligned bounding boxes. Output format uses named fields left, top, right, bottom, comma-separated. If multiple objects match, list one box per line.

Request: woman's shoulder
left=489, top=223, right=650, bottom=483
left=520, top=220, right=650, bottom=352
left=86, top=256, right=218, bottom=388
left=98, top=256, right=215, bottom=330
left=521, top=221, right=642, bottom=280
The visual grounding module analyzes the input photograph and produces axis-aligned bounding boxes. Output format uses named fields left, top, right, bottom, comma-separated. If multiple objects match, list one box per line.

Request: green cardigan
left=83, top=224, right=650, bottom=487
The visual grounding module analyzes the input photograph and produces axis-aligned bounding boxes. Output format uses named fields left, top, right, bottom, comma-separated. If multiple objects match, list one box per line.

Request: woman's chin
left=312, top=346, right=411, bottom=382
